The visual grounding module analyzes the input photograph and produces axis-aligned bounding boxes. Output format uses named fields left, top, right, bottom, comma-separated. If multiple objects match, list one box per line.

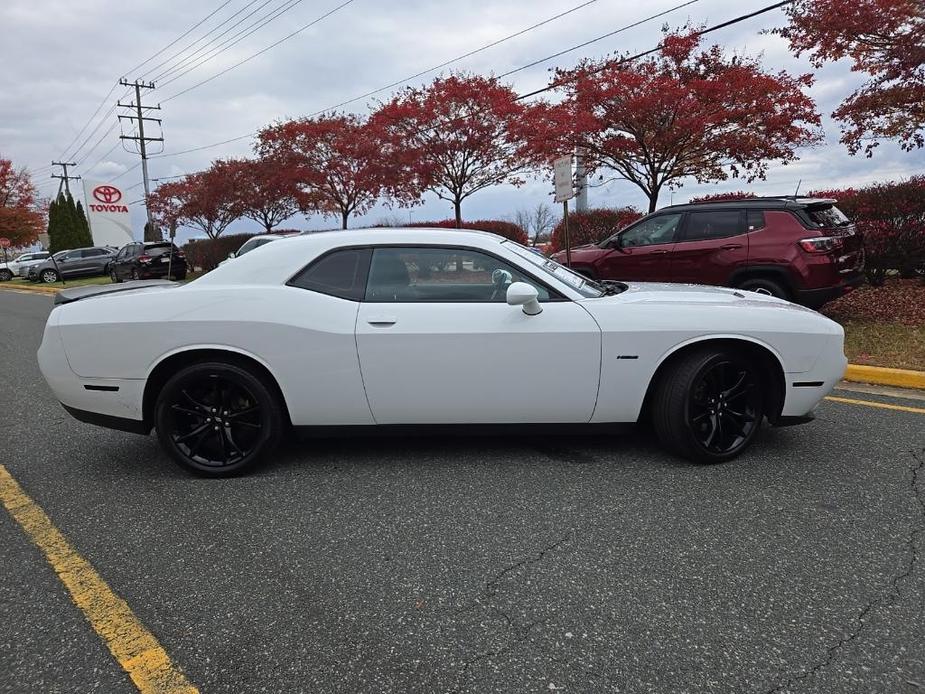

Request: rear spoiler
left=54, top=280, right=177, bottom=305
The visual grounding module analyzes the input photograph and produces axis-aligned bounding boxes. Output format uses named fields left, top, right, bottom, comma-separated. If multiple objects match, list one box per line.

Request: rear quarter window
left=807, top=205, right=850, bottom=228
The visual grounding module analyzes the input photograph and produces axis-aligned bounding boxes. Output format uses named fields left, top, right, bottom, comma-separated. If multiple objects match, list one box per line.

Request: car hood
left=588, top=281, right=818, bottom=312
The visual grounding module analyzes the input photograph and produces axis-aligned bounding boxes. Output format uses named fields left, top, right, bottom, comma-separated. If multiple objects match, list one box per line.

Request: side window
left=289, top=248, right=371, bottom=301
left=746, top=210, right=766, bottom=231
left=84, top=248, right=105, bottom=257
left=365, top=247, right=551, bottom=303
left=619, top=214, right=682, bottom=248
left=682, top=210, right=744, bottom=242
left=130, top=245, right=142, bottom=257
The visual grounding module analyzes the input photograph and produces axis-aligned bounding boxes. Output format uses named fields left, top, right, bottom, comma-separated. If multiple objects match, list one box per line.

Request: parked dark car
left=28, top=247, right=116, bottom=283
left=551, top=197, right=865, bottom=309
left=109, top=241, right=187, bottom=282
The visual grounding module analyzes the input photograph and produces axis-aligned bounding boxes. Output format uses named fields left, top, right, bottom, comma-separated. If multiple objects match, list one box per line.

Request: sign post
left=553, top=155, right=575, bottom=266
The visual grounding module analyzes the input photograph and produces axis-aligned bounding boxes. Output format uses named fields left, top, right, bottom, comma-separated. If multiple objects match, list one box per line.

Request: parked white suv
left=0, top=251, right=50, bottom=281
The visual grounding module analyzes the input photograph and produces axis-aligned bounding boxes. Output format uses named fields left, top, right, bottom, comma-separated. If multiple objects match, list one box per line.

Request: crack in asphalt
left=759, top=446, right=925, bottom=694
left=450, top=536, right=571, bottom=692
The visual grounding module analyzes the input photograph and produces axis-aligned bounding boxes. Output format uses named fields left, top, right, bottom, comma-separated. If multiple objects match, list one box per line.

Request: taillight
left=138, top=254, right=152, bottom=263
left=799, top=236, right=843, bottom=253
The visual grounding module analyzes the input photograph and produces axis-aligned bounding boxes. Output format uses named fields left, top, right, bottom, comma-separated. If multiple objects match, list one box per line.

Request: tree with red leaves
left=149, top=163, right=242, bottom=239
left=257, top=114, right=387, bottom=230
left=776, top=0, right=924, bottom=155
left=221, top=157, right=301, bottom=233
left=543, top=30, right=821, bottom=213
left=0, top=157, right=45, bottom=248
left=371, top=74, right=546, bottom=227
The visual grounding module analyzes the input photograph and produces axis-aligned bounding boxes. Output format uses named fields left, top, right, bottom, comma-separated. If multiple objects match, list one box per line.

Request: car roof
left=661, top=196, right=838, bottom=212
left=194, top=227, right=508, bottom=287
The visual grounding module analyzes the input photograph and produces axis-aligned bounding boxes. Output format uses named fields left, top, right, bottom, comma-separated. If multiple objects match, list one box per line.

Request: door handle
left=367, top=317, right=397, bottom=327
left=721, top=244, right=743, bottom=250
left=650, top=250, right=669, bottom=255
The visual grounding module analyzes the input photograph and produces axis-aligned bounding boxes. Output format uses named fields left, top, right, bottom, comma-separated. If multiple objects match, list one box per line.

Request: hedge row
left=183, top=233, right=255, bottom=271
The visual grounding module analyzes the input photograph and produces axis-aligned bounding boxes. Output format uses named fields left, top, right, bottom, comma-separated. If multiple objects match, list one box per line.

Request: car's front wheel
left=41, top=269, right=60, bottom=283
left=652, top=348, right=764, bottom=463
left=154, top=360, right=284, bottom=477
left=110, top=268, right=121, bottom=283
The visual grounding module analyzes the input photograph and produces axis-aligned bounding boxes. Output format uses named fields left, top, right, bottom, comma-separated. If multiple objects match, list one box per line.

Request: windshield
left=503, top=241, right=605, bottom=298
left=238, top=237, right=278, bottom=256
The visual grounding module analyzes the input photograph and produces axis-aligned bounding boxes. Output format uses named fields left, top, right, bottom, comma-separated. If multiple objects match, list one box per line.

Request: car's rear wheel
left=736, top=277, right=788, bottom=300
left=0, top=269, right=12, bottom=281
left=41, top=269, right=60, bottom=283
left=652, top=348, right=764, bottom=463
left=154, top=361, right=284, bottom=477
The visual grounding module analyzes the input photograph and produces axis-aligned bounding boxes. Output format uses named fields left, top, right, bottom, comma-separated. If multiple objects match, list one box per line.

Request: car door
left=669, top=209, right=749, bottom=286
left=116, top=244, right=138, bottom=278
left=80, top=248, right=108, bottom=275
left=354, top=245, right=602, bottom=424
left=596, top=213, right=682, bottom=282
left=55, top=250, right=85, bottom=277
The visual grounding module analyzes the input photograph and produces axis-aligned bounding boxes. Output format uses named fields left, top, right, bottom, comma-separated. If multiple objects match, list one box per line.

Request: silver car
left=28, top=247, right=116, bottom=283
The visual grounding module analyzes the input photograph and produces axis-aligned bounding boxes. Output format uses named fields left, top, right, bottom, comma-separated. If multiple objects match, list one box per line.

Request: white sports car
left=38, top=228, right=846, bottom=476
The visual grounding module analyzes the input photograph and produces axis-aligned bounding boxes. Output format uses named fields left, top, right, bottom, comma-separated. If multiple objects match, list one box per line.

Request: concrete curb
left=0, top=283, right=59, bottom=295
left=844, top=364, right=925, bottom=391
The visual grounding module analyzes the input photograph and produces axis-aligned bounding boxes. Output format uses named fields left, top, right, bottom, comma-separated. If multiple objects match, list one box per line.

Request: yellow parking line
left=825, top=396, right=925, bottom=415
left=0, top=465, right=198, bottom=694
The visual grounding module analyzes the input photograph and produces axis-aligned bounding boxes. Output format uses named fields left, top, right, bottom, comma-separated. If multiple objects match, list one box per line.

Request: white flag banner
left=82, top=180, right=134, bottom=248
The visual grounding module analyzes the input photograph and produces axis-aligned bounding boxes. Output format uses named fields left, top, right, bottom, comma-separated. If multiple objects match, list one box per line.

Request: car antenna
left=793, top=179, right=802, bottom=197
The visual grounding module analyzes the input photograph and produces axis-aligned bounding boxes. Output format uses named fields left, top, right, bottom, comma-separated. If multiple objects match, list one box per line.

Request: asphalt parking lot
left=1, top=289, right=923, bottom=694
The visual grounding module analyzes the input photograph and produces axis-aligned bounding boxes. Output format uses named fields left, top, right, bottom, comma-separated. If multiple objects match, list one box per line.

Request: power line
left=138, top=0, right=272, bottom=81
left=517, top=0, right=794, bottom=100
left=305, top=0, right=604, bottom=118
left=153, top=0, right=704, bottom=158
left=123, top=0, right=238, bottom=76
left=159, top=0, right=357, bottom=103
left=152, top=0, right=305, bottom=85
left=499, top=0, right=700, bottom=78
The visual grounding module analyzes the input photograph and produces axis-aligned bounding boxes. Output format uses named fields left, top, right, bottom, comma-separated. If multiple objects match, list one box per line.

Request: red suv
left=552, top=197, right=864, bottom=308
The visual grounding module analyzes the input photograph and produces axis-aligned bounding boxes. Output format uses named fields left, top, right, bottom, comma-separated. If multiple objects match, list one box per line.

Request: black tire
left=652, top=348, right=764, bottom=464
left=130, top=268, right=140, bottom=281
left=736, top=277, right=788, bottom=300
left=110, top=268, right=121, bottom=283
left=155, top=360, right=284, bottom=477
left=0, top=269, right=12, bottom=282
left=41, top=269, right=60, bottom=284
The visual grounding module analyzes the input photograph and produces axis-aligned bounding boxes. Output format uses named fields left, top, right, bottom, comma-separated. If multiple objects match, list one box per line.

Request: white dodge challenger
left=38, top=228, right=846, bottom=476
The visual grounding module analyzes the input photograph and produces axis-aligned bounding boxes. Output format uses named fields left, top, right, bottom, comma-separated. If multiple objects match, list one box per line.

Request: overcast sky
left=2, top=0, right=923, bottom=242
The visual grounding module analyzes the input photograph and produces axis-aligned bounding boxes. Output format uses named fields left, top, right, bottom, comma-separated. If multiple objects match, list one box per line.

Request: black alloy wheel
left=155, top=361, right=283, bottom=476
left=687, top=358, right=762, bottom=456
left=652, top=349, right=765, bottom=463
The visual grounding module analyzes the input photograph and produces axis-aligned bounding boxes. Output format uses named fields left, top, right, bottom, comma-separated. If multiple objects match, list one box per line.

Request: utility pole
left=118, top=79, right=163, bottom=231
left=51, top=161, right=80, bottom=196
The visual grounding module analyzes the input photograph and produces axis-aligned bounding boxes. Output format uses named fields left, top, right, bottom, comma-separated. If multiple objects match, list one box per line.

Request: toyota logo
left=93, top=185, right=122, bottom=204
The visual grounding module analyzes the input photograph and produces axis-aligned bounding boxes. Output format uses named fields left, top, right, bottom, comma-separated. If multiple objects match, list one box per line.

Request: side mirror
left=227, top=252, right=236, bottom=259
left=506, top=282, right=542, bottom=316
